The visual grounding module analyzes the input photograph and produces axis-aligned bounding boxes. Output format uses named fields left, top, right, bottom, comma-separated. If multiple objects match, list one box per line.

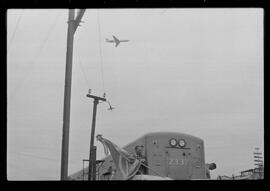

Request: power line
left=9, top=151, right=80, bottom=164
left=9, top=12, right=62, bottom=102
left=8, top=9, right=24, bottom=53
left=9, top=151, right=59, bottom=162
left=74, top=42, right=91, bottom=88
left=97, top=9, right=106, bottom=94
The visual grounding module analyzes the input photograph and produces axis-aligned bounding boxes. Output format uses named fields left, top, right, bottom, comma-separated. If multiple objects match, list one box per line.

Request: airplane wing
left=112, top=35, right=118, bottom=42
left=115, top=41, right=120, bottom=47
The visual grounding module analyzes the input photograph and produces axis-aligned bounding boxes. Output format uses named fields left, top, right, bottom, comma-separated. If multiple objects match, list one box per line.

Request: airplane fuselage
left=106, top=40, right=129, bottom=43
left=106, top=36, right=130, bottom=47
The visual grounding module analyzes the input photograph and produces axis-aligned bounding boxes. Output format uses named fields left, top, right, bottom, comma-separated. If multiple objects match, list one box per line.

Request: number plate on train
left=168, top=158, right=186, bottom=165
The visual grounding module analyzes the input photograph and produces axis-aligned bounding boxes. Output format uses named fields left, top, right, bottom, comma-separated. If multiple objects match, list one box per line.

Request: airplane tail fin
left=105, top=38, right=109, bottom=42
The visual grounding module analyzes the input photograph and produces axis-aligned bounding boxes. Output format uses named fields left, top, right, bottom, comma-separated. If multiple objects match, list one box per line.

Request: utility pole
left=86, top=92, right=106, bottom=180
left=60, top=9, right=86, bottom=181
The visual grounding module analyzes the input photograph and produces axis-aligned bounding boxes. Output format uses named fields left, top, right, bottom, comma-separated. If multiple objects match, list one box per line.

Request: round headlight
left=169, top=138, right=177, bottom=147
left=179, top=139, right=186, bottom=147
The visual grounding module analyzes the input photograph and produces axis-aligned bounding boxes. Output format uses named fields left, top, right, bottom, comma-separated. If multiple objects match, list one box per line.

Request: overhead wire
left=97, top=9, right=106, bottom=94
left=10, top=151, right=59, bottom=162
left=9, top=151, right=80, bottom=164
left=9, top=11, right=62, bottom=102
left=96, top=10, right=116, bottom=110
left=74, top=42, right=91, bottom=89
left=8, top=9, right=24, bottom=53
left=7, top=162, right=45, bottom=178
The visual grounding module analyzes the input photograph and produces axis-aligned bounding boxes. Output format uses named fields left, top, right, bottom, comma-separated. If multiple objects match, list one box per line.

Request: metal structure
left=82, top=159, right=105, bottom=180
left=253, top=147, right=263, bottom=168
left=82, top=159, right=89, bottom=180
left=60, top=9, right=86, bottom=181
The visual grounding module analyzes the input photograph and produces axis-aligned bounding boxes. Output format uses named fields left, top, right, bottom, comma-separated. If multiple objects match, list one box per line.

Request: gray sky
left=7, top=8, right=264, bottom=180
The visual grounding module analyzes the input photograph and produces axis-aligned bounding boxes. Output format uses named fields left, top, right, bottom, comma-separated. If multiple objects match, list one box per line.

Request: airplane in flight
left=106, top=35, right=130, bottom=47
left=107, top=101, right=115, bottom=111
left=108, top=105, right=115, bottom=111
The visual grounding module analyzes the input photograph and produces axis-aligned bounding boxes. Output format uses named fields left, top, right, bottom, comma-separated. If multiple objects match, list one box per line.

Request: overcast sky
left=7, top=8, right=263, bottom=180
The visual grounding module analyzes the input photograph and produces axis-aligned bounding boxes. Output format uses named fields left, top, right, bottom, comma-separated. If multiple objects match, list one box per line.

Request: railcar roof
left=121, top=131, right=203, bottom=151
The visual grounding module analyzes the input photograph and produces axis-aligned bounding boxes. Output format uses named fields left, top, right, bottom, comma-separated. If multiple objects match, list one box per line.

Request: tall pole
left=88, top=99, right=98, bottom=180
left=60, top=8, right=86, bottom=180
left=61, top=9, right=75, bottom=181
left=86, top=93, right=106, bottom=180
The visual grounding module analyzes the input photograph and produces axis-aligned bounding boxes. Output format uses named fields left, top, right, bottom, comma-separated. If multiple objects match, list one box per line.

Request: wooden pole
left=60, top=9, right=86, bottom=180
left=61, top=9, right=75, bottom=180
left=87, top=94, right=106, bottom=180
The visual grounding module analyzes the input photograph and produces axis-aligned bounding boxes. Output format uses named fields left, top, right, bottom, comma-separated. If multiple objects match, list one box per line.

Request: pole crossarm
left=86, top=94, right=106, bottom=102
left=74, top=9, right=86, bottom=33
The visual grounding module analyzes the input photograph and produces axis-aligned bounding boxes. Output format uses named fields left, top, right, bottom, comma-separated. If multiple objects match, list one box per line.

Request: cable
left=9, top=151, right=80, bottom=164
left=74, top=42, right=91, bottom=89
left=9, top=151, right=58, bottom=162
left=9, top=12, right=62, bottom=102
left=8, top=9, right=24, bottom=53
left=97, top=9, right=106, bottom=94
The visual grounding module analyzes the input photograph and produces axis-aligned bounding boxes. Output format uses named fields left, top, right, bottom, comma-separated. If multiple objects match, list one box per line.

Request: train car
left=96, top=132, right=208, bottom=180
